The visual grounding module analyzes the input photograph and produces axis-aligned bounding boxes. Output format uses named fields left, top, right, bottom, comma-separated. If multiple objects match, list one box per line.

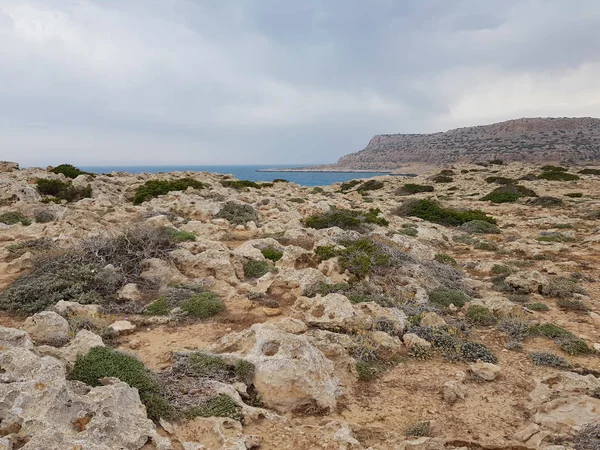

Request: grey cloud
left=0, top=0, right=599, bottom=166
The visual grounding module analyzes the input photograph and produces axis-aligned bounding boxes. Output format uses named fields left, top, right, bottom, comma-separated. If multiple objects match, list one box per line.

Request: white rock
left=108, top=320, right=136, bottom=334
left=469, top=361, right=501, bottom=381
left=117, top=283, right=142, bottom=302
left=22, top=311, right=70, bottom=345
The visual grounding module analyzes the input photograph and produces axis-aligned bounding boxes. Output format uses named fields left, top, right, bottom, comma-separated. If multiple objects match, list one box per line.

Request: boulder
left=505, top=271, right=548, bottom=294
left=54, top=300, right=103, bottom=318
left=109, top=320, right=136, bottom=334
left=0, top=326, right=155, bottom=449
left=22, top=311, right=70, bottom=346
left=419, top=312, right=446, bottom=328
left=117, top=283, right=142, bottom=302
left=403, top=333, right=431, bottom=350
left=212, top=323, right=340, bottom=413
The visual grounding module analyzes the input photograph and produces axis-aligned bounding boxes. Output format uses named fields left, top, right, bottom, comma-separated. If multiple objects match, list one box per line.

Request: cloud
left=0, top=0, right=599, bottom=165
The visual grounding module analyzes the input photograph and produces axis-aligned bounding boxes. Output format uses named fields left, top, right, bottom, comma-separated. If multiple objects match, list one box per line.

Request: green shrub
left=432, top=175, right=453, bottom=183
left=434, top=253, right=457, bottom=266
left=396, top=184, right=434, bottom=195
left=529, top=323, right=593, bottom=356
left=183, top=394, right=242, bottom=421
left=144, top=297, right=170, bottom=315
left=215, top=202, right=259, bottom=225
left=289, top=197, right=305, bottom=203
left=36, top=179, right=92, bottom=202
left=33, top=209, right=55, bottom=223
left=6, top=238, right=53, bottom=258
left=428, top=287, right=470, bottom=308
left=508, top=293, right=530, bottom=303
left=458, top=220, right=500, bottom=234
left=51, top=164, right=93, bottom=179
left=70, top=347, right=174, bottom=421
left=355, top=360, right=387, bottom=381
left=272, top=178, right=288, bottom=183
left=541, top=165, right=567, bottom=172
left=474, top=240, right=498, bottom=251
left=542, top=277, right=585, bottom=298
left=526, top=196, right=564, bottom=207
left=529, top=323, right=572, bottom=339
left=481, top=191, right=520, bottom=203
left=243, top=260, right=276, bottom=279
left=536, top=234, right=574, bottom=243
left=404, top=421, right=431, bottom=437
left=578, top=168, right=600, bottom=175
left=304, top=208, right=388, bottom=230
left=356, top=180, right=384, bottom=193
left=565, top=192, right=583, bottom=198
left=337, top=238, right=392, bottom=279
left=491, top=264, right=512, bottom=275
left=314, top=245, right=338, bottom=262
left=556, top=298, right=588, bottom=312
left=187, top=353, right=230, bottom=378
left=180, top=292, right=225, bottom=318
left=528, top=351, right=570, bottom=368
left=557, top=336, right=594, bottom=356
left=394, top=199, right=496, bottom=226
left=165, top=228, right=196, bottom=242
left=526, top=302, right=549, bottom=312
left=339, top=180, right=361, bottom=192
left=311, top=187, right=324, bottom=194
left=398, top=227, right=418, bottom=237
left=465, top=305, right=497, bottom=326
left=485, top=176, right=515, bottom=185
left=133, top=178, right=207, bottom=204
left=0, top=212, right=31, bottom=226
left=261, top=246, right=283, bottom=262
left=220, top=179, right=263, bottom=189
left=460, top=341, right=498, bottom=363
left=538, top=171, right=580, bottom=181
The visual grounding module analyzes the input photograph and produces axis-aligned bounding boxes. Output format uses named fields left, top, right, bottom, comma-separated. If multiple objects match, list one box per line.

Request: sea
left=79, top=165, right=399, bottom=187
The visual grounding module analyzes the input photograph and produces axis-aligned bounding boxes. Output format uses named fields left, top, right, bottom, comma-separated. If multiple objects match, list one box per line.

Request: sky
left=1, top=1, right=600, bottom=166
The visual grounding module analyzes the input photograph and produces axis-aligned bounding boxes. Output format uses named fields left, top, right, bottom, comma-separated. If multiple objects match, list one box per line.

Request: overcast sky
left=1, top=1, right=600, bottom=166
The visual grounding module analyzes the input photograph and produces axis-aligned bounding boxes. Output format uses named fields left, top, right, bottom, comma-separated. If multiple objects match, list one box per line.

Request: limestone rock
left=505, top=271, right=548, bottom=294
left=54, top=300, right=103, bottom=318
left=419, top=312, right=446, bottom=328
left=212, top=323, right=340, bottom=412
left=443, top=380, right=467, bottom=404
left=469, top=361, right=501, bottom=381
left=117, top=283, right=142, bottom=302
left=22, top=311, right=70, bottom=346
left=403, top=333, right=431, bottom=350
left=109, top=320, right=136, bottom=334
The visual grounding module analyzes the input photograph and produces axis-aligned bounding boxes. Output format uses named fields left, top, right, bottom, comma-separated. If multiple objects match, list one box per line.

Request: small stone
left=108, top=320, right=136, bottom=334
left=443, top=380, right=467, bottom=404
left=402, top=333, right=432, bottom=349
left=128, top=339, right=141, bottom=350
left=469, top=361, right=501, bottom=381
left=262, top=307, right=281, bottom=316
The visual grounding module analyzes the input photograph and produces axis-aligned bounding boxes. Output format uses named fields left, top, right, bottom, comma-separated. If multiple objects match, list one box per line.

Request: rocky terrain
left=323, top=118, right=600, bottom=171
left=0, top=161, right=600, bottom=449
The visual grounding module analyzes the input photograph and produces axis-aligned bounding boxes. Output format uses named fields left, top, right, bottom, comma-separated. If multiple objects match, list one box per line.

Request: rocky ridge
left=0, top=161, right=599, bottom=449
left=331, top=117, right=600, bottom=170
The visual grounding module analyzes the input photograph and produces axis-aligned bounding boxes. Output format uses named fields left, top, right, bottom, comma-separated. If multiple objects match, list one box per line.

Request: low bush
left=243, top=260, right=277, bottom=279
left=481, top=191, right=520, bottom=203
left=398, top=227, right=418, bottom=237
left=526, top=302, right=549, bottom=312
left=556, top=298, right=588, bottom=312
left=311, top=187, right=324, bottom=194
left=542, top=277, right=585, bottom=298
left=183, top=394, right=242, bottom=421
left=144, top=297, right=170, bottom=315
left=431, top=174, right=453, bottom=183
left=529, top=322, right=593, bottom=356
left=215, top=202, right=259, bottom=225
left=536, top=234, right=574, bottom=243
left=221, top=179, right=264, bottom=189
left=261, top=246, right=283, bottom=262
left=465, top=305, right=497, bottom=326
left=538, top=171, right=580, bottom=181
left=289, top=197, right=305, bottom=203
left=526, top=196, right=564, bottom=207
left=51, top=164, right=93, bottom=179
left=396, top=184, right=434, bottom=195
left=428, top=287, right=470, bottom=308
left=304, top=207, right=388, bottom=230
left=0, top=211, right=31, bottom=226
left=404, top=421, right=431, bottom=437
left=578, top=168, right=600, bottom=175
left=36, top=179, right=92, bottom=202
left=474, top=240, right=498, bottom=251
left=180, top=292, right=225, bottom=318
left=336, top=237, right=393, bottom=279
left=410, top=325, right=497, bottom=363
left=165, top=228, right=196, bottom=242
left=528, top=351, right=570, bottom=368
left=565, top=192, right=583, bottom=198
left=70, top=347, right=175, bottom=421
left=434, top=253, right=457, bottom=266
left=339, top=180, right=361, bottom=192
left=133, top=178, right=207, bottom=204
left=393, top=199, right=496, bottom=227
left=0, top=226, right=177, bottom=315
left=314, top=245, right=338, bottom=262
left=541, top=165, right=567, bottom=172
left=356, top=180, right=384, bottom=193
left=484, top=176, right=515, bottom=185
left=33, top=209, right=56, bottom=223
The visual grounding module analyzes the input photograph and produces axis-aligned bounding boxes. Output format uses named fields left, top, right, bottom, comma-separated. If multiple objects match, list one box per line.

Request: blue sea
left=80, top=165, right=400, bottom=187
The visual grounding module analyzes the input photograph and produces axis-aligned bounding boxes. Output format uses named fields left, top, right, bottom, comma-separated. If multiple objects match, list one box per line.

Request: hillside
left=334, top=117, right=600, bottom=170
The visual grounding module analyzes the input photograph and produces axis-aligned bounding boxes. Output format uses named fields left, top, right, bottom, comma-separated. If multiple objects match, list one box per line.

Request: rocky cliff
left=336, top=117, right=600, bottom=169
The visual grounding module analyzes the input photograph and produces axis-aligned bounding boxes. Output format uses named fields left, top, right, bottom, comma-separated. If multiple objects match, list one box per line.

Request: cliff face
left=336, top=117, right=600, bottom=169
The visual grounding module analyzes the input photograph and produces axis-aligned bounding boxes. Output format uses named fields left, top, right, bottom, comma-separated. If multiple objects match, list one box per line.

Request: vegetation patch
left=261, top=246, right=283, bottom=262
left=393, top=199, right=496, bottom=227
left=304, top=207, right=388, bottom=230
left=355, top=180, right=384, bottom=193
left=182, top=394, right=242, bottom=421
left=243, top=260, right=277, bottom=279
left=0, top=211, right=31, bottom=226
left=556, top=298, right=588, bottom=312
left=70, top=347, right=175, bottom=421
left=526, top=196, right=564, bottom=208
left=428, top=287, right=470, bottom=308
left=541, top=165, right=567, bottom=172
left=431, top=174, right=453, bottom=183
left=180, top=292, right=225, bottom=318
left=528, top=351, right=570, bottom=368
left=484, top=176, right=515, bottom=185
left=404, top=421, right=431, bottom=437
left=165, top=228, right=197, bottom=242
left=144, top=297, right=171, bottom=316
left=396, top=184, right=434, bottom=195
left=36, top=179, right=92, bottom=203
left=526, top=302, right=549, bottom=312
left=6, top=238, right=54, bottom=259
left=215, top=202, right=259, bottom=225
left=542, top=277, right=585, bottom=298
left=481, top=191, right=520, bottom=203
left=473, top=240, right=498, bottom=251
left=133, top=178, right=207, bottom=204
left=578, top=168, right=600, bottom=175
left=434, top=253, right=457, bottom=266
left=565, top=192, right=583, bottom=198
left=465, top=305, right=497, bottom=326
left=529, top=323, right=593, bottom=356
left=339, top=180, right=361, bottom=192
left=51, top=164, right=93, bottom=179
left=410, top=325, right=497, bottom=363
left=221, top=179, right=269, bottom=189
left=538, top=171, right=580, bottom=181
left=458, top=220, right=501, bottom=236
